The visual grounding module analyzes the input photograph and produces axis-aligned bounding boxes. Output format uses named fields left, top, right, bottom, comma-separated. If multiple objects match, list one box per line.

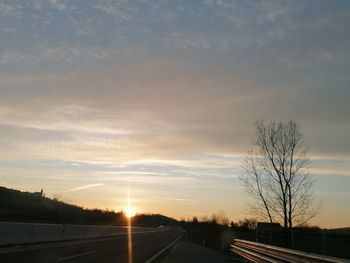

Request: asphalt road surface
left=0, top=227, right=182, bottom=263
left=163, top=241, right=239, bottom=263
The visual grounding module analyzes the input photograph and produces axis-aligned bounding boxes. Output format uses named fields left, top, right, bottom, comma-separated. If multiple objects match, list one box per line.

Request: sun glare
left=125, top=207, right=136, bottom=218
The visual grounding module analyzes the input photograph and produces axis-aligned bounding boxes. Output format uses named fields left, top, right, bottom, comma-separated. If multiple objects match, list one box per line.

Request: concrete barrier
left=0, top=222, right=162, bottom=246
left=0, top=222, right=34, bottom=245
left=31, top=223, right=63, bottom=243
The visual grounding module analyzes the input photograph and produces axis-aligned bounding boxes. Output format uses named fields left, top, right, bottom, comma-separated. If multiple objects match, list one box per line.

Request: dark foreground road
left=0, top=227, right=182, bottom=263
left=163, top=241, right=240, bottom=263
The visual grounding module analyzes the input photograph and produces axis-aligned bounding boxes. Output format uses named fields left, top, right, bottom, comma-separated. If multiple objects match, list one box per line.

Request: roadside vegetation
left=0, top=186, right=175, bottom=227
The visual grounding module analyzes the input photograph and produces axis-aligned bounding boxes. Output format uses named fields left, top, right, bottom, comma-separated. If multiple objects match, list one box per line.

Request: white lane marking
left=57, top=250, right=96, bottom=262
left=170, top=241, right=181, bottom=253
left=144, top=233, right=183, bottom=263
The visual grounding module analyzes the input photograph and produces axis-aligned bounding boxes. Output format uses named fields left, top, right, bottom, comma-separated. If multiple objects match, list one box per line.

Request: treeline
left=0, top=186, right=175, bottom=227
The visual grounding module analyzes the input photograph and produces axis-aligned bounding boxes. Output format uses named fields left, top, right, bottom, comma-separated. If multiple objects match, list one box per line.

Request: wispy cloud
left=164, top=33, right=211, bottom=50
left=310, top=165, right=350, bottom=177
left=1, top=0, right=350, bottom=227
left=0, top=44, right=131, bottom=66
left=67, top=183, right=104, bottom=192
left=93, top=0, right=138, bottom=21
left=48, top=0, right=67, bottom=11
left=316, top=191, right=350, bottom=197
left=162, top=197, right=197, bottom=202
left=0, top=3, right=23, bottom=17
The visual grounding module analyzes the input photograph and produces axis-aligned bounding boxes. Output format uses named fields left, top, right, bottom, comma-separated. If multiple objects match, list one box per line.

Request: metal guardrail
left=231, top=239, right=350, bottom=263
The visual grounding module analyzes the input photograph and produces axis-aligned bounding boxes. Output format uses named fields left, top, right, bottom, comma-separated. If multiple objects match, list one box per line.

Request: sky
left=0, top=0, right=350, bottom=228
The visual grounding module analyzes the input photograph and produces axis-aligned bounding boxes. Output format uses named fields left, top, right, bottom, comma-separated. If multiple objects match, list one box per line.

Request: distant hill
left=327, top=227, right=350, bottom=235
left=0, top=186, right=176, bottom=227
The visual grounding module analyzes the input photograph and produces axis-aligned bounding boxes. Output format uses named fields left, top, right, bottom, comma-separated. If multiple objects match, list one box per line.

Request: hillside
left=0, top=186, right=176, bottom=227
left=328, top=227, right=350, bottom=235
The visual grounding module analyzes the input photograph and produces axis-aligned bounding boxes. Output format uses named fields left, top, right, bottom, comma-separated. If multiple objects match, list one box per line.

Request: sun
left=125, top=207, right=136, bottom=218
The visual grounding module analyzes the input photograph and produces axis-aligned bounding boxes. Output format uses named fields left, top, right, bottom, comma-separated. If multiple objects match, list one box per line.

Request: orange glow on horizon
left=125, top=207, right=136, bottom=218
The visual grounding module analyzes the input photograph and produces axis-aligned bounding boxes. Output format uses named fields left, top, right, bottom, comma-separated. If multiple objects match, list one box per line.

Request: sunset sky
left=1, top=0, right=350, bottom=228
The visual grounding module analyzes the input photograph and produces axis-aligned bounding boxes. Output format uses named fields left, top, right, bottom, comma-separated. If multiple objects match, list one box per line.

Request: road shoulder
left=162, top=241, right=238, bottom=263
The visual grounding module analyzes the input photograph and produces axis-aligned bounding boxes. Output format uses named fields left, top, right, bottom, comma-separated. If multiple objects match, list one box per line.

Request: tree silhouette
left=240, top=120, right=319, bottom=245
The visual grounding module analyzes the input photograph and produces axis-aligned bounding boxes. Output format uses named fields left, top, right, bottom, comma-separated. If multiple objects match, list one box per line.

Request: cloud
left=0, top=3, right=22, bottom=17
left=0, top=44, right=131, bottom=66
left=0, top=0, right=349, bottom=227
left=93, top=0, right=138, bottom=21
left=310, top=166, right=350, bottom=177
left=164, top=33, right=211, bottom=50
left=161, top=197, right=197, bottom=202
left=316, top=191, right=350, bottom=197
left=1, top=57, right=350, bottom=163
left=67, top=183, right=104, bottom=192
left=48, top=0, right=67, bottom=11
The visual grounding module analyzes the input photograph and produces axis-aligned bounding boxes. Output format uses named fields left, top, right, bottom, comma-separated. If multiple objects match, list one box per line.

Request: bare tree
left=240, top=120, right=319, bottom=238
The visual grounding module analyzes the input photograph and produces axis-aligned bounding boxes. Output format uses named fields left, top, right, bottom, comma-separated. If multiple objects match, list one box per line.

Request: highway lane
left=0, top=226, right=182, bottom=263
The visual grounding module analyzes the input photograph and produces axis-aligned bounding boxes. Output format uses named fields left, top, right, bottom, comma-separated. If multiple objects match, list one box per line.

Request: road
left=0, top=226, right=182, bottom=263
left=163, top=241, right=240, bottom=263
